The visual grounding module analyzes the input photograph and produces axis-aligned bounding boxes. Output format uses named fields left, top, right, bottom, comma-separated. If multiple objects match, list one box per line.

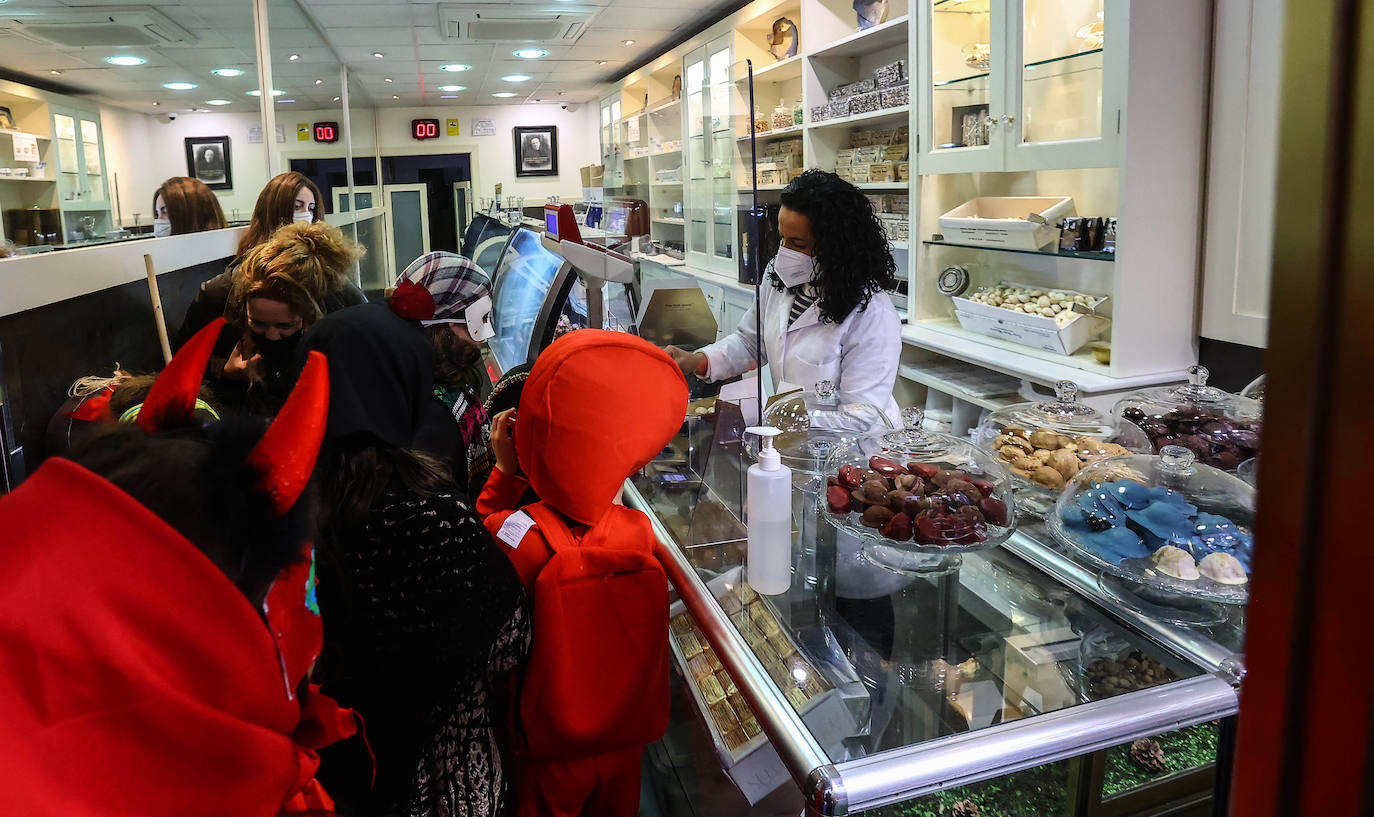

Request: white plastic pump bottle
left=745, top=426, right=792, bottom=595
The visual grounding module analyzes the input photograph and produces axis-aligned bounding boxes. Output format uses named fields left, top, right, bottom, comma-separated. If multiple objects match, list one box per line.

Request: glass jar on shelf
left=1113, top=365, right=1262, bottom=472
left=821, top=407, right=1016, bottom=573
left=1048, top=446, right=1255, bottom=625
left=974, top=380, right=1149, bottom=517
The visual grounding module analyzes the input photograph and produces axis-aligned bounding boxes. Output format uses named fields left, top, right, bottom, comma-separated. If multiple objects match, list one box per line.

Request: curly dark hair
left=773, top=169, right=897, bottom=324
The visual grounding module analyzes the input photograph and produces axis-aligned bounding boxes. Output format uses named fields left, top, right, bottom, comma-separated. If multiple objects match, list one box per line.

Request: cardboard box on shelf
left=878, top=214, right=910, bottom=241
left=869, top=162, right=895, bottom=183
left=866, top=194, right=889, bottom=213
left=836, top=148, right=858, bottom=166
left=835, top=165, right=855, bottom=182
left=849, top=130, right=874, bottom=148
left=870, top=126, right=899, bottom=146
left=826, top=98, right=851, bottom=120
left=880, top=84, right=909, bottom=109
left=850, top=90, right=881, bottom=115
left=833, top=78, right=876, bottom=98
left=884, top=143, right=909, bottom=162
left=810, top=105, right=829, bottom=123
left=890, top=195, right=910, bottom=215
left=875, top=59, right=906, bottom=88
left=851, top=165, right=871, bottom=184
left=897, top=162, right=910, bottom=182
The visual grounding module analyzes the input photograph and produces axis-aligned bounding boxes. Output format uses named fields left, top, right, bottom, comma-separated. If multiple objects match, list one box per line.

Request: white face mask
left=462, top=295, right=495, bottom=342
left=773, top=244, right=816, bottom=288
left=152, top=219, right=172, bottom=238
left=293, top=211, right=314, bottom=224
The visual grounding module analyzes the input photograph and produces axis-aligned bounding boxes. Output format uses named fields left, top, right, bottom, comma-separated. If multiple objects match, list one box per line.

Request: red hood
left=0, top=459, right=326, bottom=816
left=516, top=330, right=687, bottom=525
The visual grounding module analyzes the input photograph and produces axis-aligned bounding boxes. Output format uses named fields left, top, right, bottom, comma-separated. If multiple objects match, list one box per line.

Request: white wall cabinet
left=916, top=0, right=1124, bottom=175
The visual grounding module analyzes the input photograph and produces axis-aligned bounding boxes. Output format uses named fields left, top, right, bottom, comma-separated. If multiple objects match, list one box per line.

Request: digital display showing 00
left=412, top=118, right=440, bottom=140
left=313, top=122, right=339, bottom=143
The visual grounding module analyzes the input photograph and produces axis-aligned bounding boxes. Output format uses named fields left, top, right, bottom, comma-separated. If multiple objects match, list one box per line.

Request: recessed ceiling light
left=105, top=55, right=146, bottom=66
left=277, top=99, right=296, bottom=103
left=372, top=52, right=385, bottom=59
left=162, top=81, right=197, bottom=91
left=440, top=95, right=458, bottom=99
left=440, top=63, right=472, bottom=72
left=206, top=99, right=231, bottom=106
left=513, top=48, right=549, bottom=59
left=333, top=96, right=341, bottom=102
left=384, top=77, right=393, bottom=83
left=212, top=67, right=244, bottom=77
left=558, top=91, right=566, bottom=96
left=439, top=85, right=466, bottom=92
left=151, top=101, right=160, bottom=107
left=597, top=60, right=608, bottom=66
left=529, top=99, right=541, bottom=103
left=314, top=78, right=324, bottom=85
left=247, top=89, right=284, bottom=97
left=392, top=95, right=399, bottom=99
left=288, top=54, right=300, bottom=61
left=501, top=74, right=532, bottom=83
left=621, top=39, right=636, bottom=46
left=492, top=92, right=517, bottom=98
left=49, top=70, right=62, bottom=76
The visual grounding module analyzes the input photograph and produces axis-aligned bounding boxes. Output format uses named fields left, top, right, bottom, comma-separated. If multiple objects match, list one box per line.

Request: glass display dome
left=820, top=407, right=1017, bottom=571
left=1113, top=365, right=1262, bottom=471
left=755, top=380, right=894, bottom=476
left=974, top=380, right=1150, bottom=517
left=1048, top=446, right=1256, bottom=618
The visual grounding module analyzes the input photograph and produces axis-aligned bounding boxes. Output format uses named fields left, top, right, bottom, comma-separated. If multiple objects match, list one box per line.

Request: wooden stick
left=144, top=253, right=172, bottom=365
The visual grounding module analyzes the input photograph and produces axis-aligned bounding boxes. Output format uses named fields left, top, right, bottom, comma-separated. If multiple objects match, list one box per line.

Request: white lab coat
left=699, top=280, right=902, bottom=423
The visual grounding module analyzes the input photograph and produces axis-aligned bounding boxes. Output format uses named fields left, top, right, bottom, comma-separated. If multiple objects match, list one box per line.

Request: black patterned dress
left=315, top=493, right=530, bottom=817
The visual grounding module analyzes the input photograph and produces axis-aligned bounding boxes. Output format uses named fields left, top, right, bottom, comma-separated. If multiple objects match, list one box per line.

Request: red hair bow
left=389, top=279, right=436, bottom=321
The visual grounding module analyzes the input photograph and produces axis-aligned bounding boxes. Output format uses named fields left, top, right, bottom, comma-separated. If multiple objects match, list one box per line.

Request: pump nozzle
left=746, top=425, right=783, bottom=471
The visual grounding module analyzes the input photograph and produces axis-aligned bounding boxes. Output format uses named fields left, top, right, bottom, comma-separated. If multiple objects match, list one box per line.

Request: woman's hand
left=491, top=409, right=519, bottom=475
left=223, top=342, right=264, bottom=383
left=665, top=345, right=707, bottom=378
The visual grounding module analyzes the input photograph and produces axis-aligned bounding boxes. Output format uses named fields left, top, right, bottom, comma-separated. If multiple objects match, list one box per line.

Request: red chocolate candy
left=881, top=512, right=913, bottom=541
left=826, top=485, right=851, bottom=514
left=869, top=456, right=909, bottom=478
left=971, top=479, right=996, bottom=497
left=838, top=464, right=864, bottom=489
left=978, top=497, right=1009, bottom=527
left=907, top=462, right=941, bottom=481
left=827, top=476, right=841, bottom=488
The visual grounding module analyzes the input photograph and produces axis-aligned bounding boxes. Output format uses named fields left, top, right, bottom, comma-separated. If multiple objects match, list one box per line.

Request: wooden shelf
left=809, top=105, right=910, bottom=132
left=0, top=129, right=53, bottom=142
left=810, top=15, right=910, bottom=59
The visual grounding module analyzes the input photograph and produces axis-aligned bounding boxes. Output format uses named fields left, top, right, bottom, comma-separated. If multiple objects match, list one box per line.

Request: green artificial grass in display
left=868, top=760, right=1071, bottom=817
left=1101, top=722, right=1220, bottom=799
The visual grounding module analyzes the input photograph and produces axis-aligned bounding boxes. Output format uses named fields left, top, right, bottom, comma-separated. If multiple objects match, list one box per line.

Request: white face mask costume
left=293, top=211, right=314, bottom=224
left=153, top=219, right=172, bottom=238
left=421, top=294, right=495, bottom=343
left=773, top=244, right=817, bottom=288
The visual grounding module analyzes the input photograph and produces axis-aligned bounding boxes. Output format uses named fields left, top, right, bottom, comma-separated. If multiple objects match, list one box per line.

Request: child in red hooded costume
left=477, top=330, right=688, bottom=817
left=0, top=319, right=355, bottom=817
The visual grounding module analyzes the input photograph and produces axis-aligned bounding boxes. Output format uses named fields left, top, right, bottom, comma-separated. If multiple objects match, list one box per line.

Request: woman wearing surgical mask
left=667, top=169, right=902, bottom=421
left=217, top=221, right=361, bottom=414
left=151, top=176, right=227, bottom=237
left=174, top=171, right=366, bottom=349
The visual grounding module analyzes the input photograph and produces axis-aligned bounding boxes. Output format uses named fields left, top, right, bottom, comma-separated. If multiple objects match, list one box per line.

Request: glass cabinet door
left=52, top=112, right=81, bottom=203
left=684, top=49, right=711, bottom=267
left=1006, top=0, right=1118, bottom=169
left=706, top=33, right=735, bottom=271
left=919, top=0, right=1006, bottom=173
left=79, top=116, right=106, bottom=202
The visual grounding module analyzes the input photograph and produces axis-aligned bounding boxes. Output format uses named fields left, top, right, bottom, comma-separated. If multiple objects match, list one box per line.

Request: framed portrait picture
left=513, top=126, right=558, bottom=177
left=184, top=136, right=233, bottom=190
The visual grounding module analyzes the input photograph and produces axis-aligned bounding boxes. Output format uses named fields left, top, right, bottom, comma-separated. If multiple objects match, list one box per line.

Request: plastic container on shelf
left=1077, top=627, right=1184, bottom=702
left=1113, top=365, right=1263, bottom=471
left=820, top=407, right=1017, bottom=572
left=754, top=380, right=894, bottom=477
left=1047, top=446, right=1256, bottom=618
left=937, top=196, right=1076, bottom=250
left=974, top=380, right=1150, bottom=517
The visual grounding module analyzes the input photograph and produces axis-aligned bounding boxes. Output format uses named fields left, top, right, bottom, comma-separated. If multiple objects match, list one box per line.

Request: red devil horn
left=247, top=350, right=330, bottom=516
left=138, top=317, right=227, bottom=432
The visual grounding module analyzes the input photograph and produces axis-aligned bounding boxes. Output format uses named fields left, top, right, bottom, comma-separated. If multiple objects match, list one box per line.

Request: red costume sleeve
left=476, top=466, right=531, bottom=519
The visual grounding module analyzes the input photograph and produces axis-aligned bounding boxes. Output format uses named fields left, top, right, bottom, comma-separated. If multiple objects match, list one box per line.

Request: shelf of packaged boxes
left=809, top=105, right=910, bottom=132
left=810, top=15, right=910, bottom=59
left=737, top=124, right=804, bottom=143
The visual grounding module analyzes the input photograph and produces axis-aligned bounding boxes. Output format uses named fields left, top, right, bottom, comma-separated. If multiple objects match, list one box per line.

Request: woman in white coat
left=667, top=170, right=903, bottom=422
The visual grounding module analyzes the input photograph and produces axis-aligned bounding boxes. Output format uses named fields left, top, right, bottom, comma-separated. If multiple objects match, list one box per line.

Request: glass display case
left=684, top=35, right=739, bottom=274
left=917, top=0, right=1119, bottom=174
left=486, top=226, right=574, bottom=375
left=50, top=106, right=112, bottom=242
left=625, top=395, right=1242, bottom=815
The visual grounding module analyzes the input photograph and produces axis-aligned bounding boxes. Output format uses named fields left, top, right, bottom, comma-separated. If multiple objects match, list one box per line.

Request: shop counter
left=624, top=408, right=1243, bottom=815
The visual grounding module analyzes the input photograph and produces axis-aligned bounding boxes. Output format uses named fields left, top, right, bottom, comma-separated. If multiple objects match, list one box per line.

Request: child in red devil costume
left=0, top=319, right=355, bottom=817
left=476, top=330, right=689, bottom=817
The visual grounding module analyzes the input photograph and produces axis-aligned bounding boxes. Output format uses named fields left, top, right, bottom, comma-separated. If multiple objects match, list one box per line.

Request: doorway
left=383, top=184, right=431, bottom=280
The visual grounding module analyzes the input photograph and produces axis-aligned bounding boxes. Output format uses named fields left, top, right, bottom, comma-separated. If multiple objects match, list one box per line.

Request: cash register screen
left=545, top=209, right=560, bottom=237
left=488, top=227, right=568, bottom=373
left=605, top=207, right=628, bottom=235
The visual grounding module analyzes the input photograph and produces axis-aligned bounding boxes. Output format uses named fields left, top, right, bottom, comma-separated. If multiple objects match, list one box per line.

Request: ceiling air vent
left=439, top=6, right=593, bottom=44
left=0, top=6, right=196, bottom=48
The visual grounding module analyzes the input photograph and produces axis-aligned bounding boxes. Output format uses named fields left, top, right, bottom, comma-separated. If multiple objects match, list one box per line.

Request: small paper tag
left=496, top=511, right=536, bottom=548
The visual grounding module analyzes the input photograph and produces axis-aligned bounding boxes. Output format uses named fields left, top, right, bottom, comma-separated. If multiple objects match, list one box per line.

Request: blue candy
left=1080, top=526, right=1150, bottom=564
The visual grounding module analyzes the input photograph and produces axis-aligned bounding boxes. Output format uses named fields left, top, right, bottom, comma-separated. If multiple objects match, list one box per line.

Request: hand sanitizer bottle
left=745, top=426, right=792, bottom=595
